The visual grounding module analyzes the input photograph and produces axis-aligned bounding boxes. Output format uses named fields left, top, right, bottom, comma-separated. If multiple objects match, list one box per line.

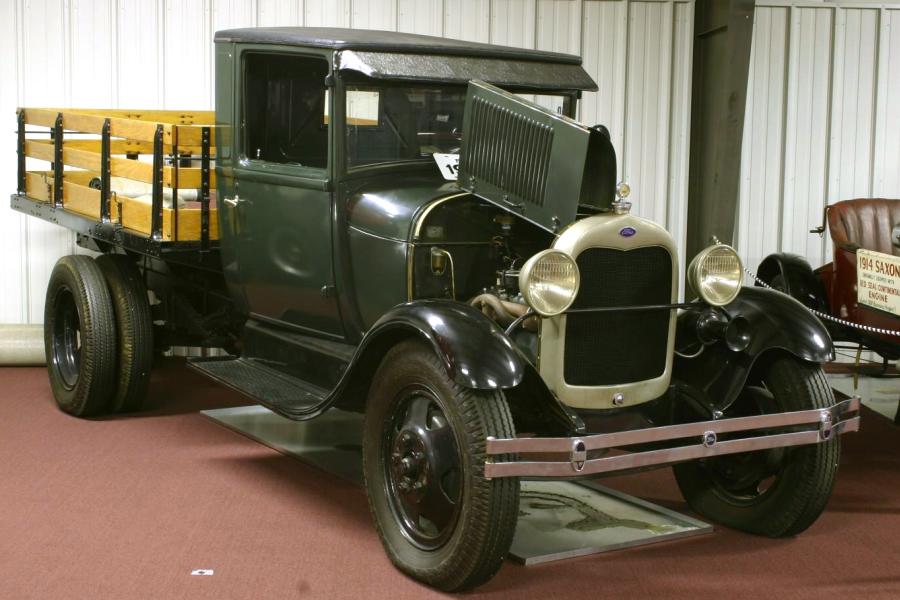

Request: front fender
left=674, top=287, right=834, bottom=412
left=335, top=300, right=577, bottom=434
left=362, top=300, right=527, bottom=389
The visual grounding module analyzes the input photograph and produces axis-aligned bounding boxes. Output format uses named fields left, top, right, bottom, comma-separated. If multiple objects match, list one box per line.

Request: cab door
left=218, top=48, right=342, bottom=338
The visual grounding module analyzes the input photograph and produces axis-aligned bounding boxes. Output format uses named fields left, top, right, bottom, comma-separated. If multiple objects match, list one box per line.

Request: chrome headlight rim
left=519, top=249, right=581, bottom=317
left=688, top=244, right=743, bottom=307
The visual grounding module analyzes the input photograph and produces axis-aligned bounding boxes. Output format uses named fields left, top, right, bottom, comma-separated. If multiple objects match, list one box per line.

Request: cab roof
left=214, top=27, right=583, bottom=66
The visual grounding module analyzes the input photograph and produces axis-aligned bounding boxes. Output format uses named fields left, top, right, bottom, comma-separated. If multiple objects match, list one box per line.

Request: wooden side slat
left=22, top=170, right=220, bottom=242
left=25, top=140, right=217, bottom=188
left=22, top=107, right=215, bottom=124
left=50, top=139, right=211, bottom=155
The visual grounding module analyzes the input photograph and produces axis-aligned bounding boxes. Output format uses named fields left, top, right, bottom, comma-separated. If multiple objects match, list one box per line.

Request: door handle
left=224, top=195, right=242, bottom=207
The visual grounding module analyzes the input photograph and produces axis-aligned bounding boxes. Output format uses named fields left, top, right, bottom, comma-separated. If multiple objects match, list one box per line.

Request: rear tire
left=674, top=356, right=840, bottom=537
left=44, top=255, right=117, bottom=417
left=362, top=340, right=519, bottom=592
left=96, top=254, right=153, bottom=412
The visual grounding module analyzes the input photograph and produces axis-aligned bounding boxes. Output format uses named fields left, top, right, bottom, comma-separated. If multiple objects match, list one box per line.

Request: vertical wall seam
left=775, top=6, right=789, bottom=255
left=869, top=7, right=884, bottom=197
left=819, top=6, right=836, bottom=262
left=664, top=0, right=675, bottom=230
left=112, top=0, right=119, bottom=107
left=16, top=0, right=28, bottom=323
left=621, top=0, right=631, bottom=181
left=158, top=0, right=166, bottom=106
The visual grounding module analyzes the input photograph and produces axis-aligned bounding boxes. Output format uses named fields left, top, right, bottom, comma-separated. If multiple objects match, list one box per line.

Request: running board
left=188, top=356, right=331, bottom=420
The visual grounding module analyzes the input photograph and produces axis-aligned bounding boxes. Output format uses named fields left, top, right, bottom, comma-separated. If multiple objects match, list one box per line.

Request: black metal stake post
left=16, top=110, right=26, bottom=194
left=52, top=113, right=63, bottom=207
left=151, top=124, right=164, bottom=241
left=100, top=119, right=111, bottom=223
left=171, top=127, right=179, bottom=243
left=200, top=126, right=211, bottom=251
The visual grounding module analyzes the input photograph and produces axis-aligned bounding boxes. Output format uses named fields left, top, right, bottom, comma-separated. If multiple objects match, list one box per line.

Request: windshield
left=344, top=83, right=570, bottom=168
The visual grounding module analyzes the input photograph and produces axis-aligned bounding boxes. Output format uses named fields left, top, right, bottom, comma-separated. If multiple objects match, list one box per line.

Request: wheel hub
left=384, top=388, right=462, bottom=550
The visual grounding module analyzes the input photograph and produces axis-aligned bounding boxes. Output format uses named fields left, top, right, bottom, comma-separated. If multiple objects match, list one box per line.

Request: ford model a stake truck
left=13, top=28, right=859, bottom=592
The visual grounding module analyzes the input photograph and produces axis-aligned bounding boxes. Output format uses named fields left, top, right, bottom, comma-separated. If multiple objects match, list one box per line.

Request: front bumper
left=485, top=396, right=860, bottom=479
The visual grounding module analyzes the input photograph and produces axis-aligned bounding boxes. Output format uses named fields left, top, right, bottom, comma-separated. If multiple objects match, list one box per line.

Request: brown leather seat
left=828, top=198, right=900, bottom=256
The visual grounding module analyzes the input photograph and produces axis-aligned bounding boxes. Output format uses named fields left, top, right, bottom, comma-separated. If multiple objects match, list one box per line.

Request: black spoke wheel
left=363, top=340, right=519, bottom=592
left=51, top=288, right=82, bottom=390
left=384, top=386, right=462, bottom=549
left=674, top=355, right=840, bottom=537
left=44, top=256, right=117, bottom=417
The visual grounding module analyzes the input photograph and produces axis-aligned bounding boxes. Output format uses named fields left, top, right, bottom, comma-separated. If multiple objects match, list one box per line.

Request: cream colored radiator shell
left=538, top=213, right=679, bottom=410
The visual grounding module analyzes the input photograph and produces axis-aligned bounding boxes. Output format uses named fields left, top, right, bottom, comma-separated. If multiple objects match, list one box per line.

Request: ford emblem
left=619, top=227, right=636, bottom=237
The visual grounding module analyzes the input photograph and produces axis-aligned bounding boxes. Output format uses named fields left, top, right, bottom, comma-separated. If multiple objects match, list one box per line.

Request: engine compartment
left=409, top=195, right=554, bottom=359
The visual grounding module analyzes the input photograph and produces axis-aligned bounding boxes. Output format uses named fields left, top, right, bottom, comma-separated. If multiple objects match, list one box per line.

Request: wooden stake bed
left=17, top=108, right=219, bottom=245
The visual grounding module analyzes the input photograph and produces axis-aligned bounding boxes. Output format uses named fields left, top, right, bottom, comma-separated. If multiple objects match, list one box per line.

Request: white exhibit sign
left=856, top=249, right=900, bottom=316
left=433, top=153, right=460, bottom=180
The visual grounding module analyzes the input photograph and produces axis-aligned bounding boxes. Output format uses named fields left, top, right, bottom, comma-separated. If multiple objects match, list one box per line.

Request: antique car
left=757, top=198, right=900, bottom=364
left=758, top=198, right=900, bottom=424
left=12, top=28, right=859, bottom=592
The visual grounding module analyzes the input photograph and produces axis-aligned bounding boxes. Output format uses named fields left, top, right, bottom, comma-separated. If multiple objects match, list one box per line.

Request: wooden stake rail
left=17, top=107, right=219, bottom=246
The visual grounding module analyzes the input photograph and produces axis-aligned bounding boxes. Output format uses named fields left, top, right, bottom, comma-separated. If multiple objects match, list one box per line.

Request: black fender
left=674, top=286, right=834, bottom=412
left=347, top=299, right=527, bottom=391
left=335, top=300, right=579, bottom=435
left=757, top=252, right=829, bottom=312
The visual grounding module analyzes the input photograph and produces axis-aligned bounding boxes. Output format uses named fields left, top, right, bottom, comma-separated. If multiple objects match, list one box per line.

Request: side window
left=243, top=53, right=329, bottom=169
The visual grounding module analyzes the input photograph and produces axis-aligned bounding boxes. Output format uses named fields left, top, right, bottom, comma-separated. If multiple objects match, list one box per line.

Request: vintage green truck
left=12, top=27, right=859, bottom=592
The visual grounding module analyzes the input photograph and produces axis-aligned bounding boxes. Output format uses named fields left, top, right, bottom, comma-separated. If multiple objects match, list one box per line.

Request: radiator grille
left=563, top=246, right=673, bottom=386
left=462, top=95, right=554, bottom=208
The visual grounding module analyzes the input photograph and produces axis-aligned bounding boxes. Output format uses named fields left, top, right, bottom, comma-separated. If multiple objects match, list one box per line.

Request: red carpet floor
left=1, top=359, right=898, bottom=599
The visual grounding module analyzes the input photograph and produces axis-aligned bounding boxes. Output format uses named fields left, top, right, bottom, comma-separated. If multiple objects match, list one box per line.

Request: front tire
left=44, top=255, right=117, bottom=417
left=362, top=340, right=519, bottom=592
left=674, top=355, right=840, bottom=537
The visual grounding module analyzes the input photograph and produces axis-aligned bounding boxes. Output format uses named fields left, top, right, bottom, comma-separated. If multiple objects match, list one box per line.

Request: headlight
left=688, top=244, right=743, bottom=306
left=519, top=250, right=580, bottom=316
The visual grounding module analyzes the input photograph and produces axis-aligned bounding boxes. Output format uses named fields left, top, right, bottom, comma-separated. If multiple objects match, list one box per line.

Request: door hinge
left=320, top=285, right=336, bottom=298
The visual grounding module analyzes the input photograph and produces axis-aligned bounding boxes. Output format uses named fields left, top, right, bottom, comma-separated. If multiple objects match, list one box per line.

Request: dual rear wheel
left=44, top=254, right=153, bottom=417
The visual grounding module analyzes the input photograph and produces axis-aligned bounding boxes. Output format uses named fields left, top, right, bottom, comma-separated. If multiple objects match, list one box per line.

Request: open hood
left=458, top=80, right=617, bottom=233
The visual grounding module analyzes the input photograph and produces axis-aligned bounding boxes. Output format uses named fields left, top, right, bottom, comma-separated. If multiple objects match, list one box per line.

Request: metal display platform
left=203, top=405, right=712, bottom=565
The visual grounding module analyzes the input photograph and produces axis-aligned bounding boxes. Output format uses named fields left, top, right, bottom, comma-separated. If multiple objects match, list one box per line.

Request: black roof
left=213, top=27, right=583, bottom=65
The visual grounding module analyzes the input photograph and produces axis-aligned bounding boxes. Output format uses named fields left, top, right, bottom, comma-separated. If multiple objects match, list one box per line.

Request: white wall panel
left=258, top=0, right=304, bottom=27
left=443, top=0, right=491, bottom=42
left=0, top=0, right=26, bottom=323
left=305, top=0, right=350, bottom=27
left=738, top=1, right=900, bottom=279
left=165, top=0, right=213, bottom=109
left=1, top=0, right=695, bottom=324
left=874, top=8, right=900, bottom=198
left=581, top=0, right=628, bottom=154
left=398, top=0, right=442, bottom=35
left=117, top=0, right=163, bottom=107
left=536, top=0, right=582, bottom=55
left=21, top=0, right=75, bottom=323
left=351, top=0, right=396, bottom=30
left=738, top=5, right=789, bottom=274
left=624, top=0, right=674, bottom=228
left=666, top=0, right=693, bottom=276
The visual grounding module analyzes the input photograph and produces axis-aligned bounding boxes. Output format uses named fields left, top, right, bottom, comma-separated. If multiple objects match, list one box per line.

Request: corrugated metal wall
left=0, top=0, right=694, bottom=324
left=0, top=0, right=694, bottom=323
left=738, top=0, right=900, bottom=276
